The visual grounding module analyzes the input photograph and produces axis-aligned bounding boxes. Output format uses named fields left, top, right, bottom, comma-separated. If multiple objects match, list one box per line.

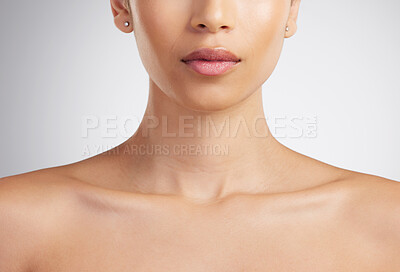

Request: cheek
left=239, top=1, right=289, bottom=85
left=134, top=1, right=187, bottom=58
left=133, top=1, right=187, bottom=80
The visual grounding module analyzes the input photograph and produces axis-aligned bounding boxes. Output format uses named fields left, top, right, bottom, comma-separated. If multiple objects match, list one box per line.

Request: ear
left=110, top=0, right=133, bottom=33
left=285, top=0, right=301, bottom=38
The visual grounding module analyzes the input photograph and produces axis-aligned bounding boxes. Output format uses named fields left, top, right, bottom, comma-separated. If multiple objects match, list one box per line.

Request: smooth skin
left=1, top=0, right=400, bottom=271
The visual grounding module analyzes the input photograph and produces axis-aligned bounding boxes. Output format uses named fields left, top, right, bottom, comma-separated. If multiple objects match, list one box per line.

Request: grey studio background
left=0, top=0, right=399, bottom=181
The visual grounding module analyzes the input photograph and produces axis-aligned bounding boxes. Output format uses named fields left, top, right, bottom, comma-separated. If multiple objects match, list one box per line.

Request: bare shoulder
left=0, top=166, right=84, bottom=205
left=336, top=171, right=400, bottom=212
left=327, top=172, right=400, bottom=268
left=0, top=167, right=83, bottom=271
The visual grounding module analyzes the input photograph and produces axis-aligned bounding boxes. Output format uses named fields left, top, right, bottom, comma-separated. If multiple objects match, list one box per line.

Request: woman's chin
left=176, top=95, right=240, bottom=112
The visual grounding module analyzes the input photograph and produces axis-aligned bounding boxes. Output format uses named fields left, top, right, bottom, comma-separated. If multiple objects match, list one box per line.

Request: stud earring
left=286, top=26, right=289, bottom=32
left=124, top=21, right=130, bottom=27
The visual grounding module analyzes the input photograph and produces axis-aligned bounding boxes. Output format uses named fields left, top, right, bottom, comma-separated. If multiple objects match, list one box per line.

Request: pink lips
left=181, top=48, right=241, bottom=76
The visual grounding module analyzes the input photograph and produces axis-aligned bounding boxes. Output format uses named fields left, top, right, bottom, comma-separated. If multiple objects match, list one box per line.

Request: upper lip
left=182, top=48, right=241, bottom=62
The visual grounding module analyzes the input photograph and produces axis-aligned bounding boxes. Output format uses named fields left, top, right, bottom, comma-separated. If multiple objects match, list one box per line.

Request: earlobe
left=115, top=18, right=134, bottom=34
left=284, top=20, right=297, bottom=38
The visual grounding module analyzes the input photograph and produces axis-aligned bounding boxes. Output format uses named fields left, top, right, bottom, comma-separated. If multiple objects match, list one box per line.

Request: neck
left=117, top=80, right=298, bottom=202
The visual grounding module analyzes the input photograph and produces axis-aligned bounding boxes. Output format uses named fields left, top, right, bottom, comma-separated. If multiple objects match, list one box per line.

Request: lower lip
left=183, top=60, right=240, bottom=76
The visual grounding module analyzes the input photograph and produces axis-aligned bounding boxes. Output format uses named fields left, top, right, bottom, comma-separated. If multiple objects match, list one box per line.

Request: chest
left=40, top=209, right=372, bottom=272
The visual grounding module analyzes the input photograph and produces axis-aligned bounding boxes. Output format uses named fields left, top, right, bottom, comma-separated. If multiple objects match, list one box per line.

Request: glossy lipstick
left=181, top=48, right=241, bottom=76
